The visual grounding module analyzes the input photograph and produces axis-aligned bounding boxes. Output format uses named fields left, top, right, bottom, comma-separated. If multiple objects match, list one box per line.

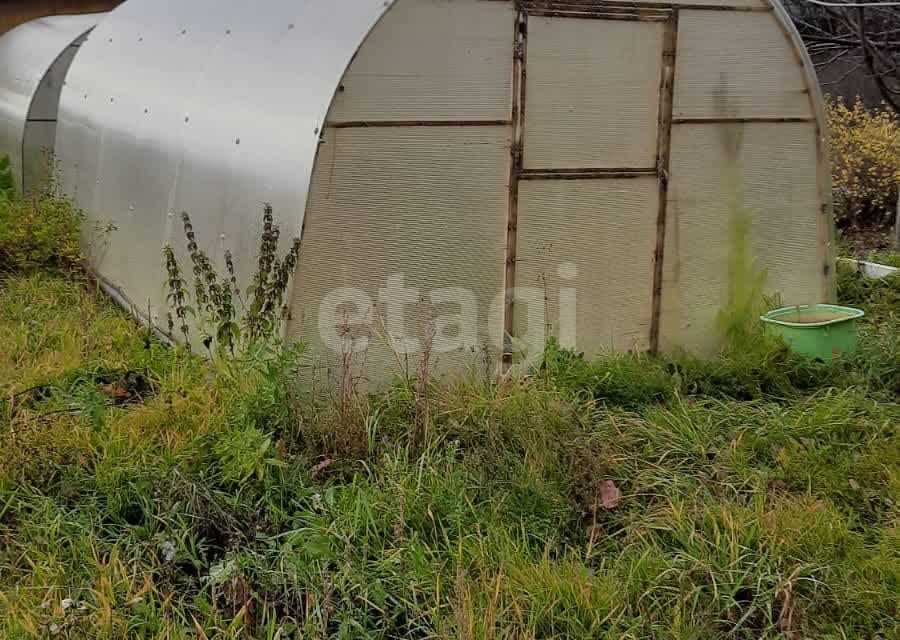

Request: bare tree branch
left=855, top=6, right=900, bottom=111
left=785, top=0, right=900, bottom=111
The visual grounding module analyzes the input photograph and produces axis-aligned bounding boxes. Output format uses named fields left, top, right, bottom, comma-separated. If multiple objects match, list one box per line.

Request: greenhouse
left=0, top=0, right=833, bottom=381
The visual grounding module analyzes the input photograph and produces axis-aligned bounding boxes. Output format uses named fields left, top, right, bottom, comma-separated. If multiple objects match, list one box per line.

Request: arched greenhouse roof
left=0, top=13, right=103, bottom=191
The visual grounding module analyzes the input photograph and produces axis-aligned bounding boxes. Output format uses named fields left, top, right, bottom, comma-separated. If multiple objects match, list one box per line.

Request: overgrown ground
left=1, top=258, right=898, bottom=638
left=1, top=264, right=898, bottom=639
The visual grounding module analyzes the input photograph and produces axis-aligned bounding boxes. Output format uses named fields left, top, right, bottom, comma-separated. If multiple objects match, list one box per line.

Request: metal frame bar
left=518, top=1, right=771, bottom=12
left=327, top=119, right=512, bottom=128
left=525, top=10, right=670, bottom=21
left=521, top=168, right=658, bottom=179
left=672, top=116, right=815, bottom=124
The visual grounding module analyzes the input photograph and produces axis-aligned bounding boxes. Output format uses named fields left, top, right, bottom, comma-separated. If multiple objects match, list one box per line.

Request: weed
left=164, top=205, right=301, bottom=356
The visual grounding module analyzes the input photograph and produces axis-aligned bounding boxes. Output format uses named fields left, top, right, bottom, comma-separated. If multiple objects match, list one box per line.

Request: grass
left=867, top=250, right=900, bottom=268
left=1, top=248, right=898, bottom=637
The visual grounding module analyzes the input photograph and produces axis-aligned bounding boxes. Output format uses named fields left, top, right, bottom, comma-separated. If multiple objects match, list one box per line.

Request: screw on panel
left=181, top=29, right=187, bottom=35
left=144, top=108, right=149, bottom=114
left=185, top=116, right=190, bottom=123
left=235, top=138, right=240, bottom=145
left=225, top=28, right=231, bottom=34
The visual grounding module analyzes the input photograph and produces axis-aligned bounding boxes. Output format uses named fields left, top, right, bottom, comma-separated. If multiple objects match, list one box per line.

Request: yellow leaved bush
left=826, top=97, right=900, bottom=228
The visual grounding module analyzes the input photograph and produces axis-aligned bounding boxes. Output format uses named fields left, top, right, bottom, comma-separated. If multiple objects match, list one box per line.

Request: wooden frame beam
left=649, top=11, right=679, bottom=354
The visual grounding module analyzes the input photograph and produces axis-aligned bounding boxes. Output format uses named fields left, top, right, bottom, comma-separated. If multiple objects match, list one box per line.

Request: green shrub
left=0, top=154, right=13, bottom=198
left=0, top=190, right=83, bottom=273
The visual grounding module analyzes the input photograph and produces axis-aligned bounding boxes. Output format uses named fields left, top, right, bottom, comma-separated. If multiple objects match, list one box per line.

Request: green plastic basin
left=760, top=304, right=864, bottom=361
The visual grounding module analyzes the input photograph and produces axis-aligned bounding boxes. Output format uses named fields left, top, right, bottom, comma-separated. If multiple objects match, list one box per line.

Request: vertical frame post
left=503, top=9, right=528, bottom=368
left=649, top=11, right=679, bottom=354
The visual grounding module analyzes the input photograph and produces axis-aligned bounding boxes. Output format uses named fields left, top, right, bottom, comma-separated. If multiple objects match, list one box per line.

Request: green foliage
left=0, top=189, right=83, bottom=274
left=866, top=249, right=900, bottom=268
left=541, top=338, right=675, bottom=408
left=0, top=270, right=897, bottom=639
left=541, top=337, right=852, bottom=406
left=836, top=263, right=900, bottom=397
left=837, top=261, right=900, bottom=320
left=0, top=153, right=14, bottom=198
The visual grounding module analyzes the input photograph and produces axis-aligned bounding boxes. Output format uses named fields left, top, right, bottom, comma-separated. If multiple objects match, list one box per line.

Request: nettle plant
left=164, top=204, right=301, bottom=356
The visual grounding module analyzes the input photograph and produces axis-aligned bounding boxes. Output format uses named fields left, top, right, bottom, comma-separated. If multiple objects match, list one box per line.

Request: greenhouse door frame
left=503, top=1, right=678, bottom=364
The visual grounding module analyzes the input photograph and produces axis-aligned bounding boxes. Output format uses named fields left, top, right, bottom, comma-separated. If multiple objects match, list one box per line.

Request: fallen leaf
left=100, top=384, right=131, bottom=401
left=311, top=457, right=333, bottom=480
left=599, top=480, right=622, bottom=510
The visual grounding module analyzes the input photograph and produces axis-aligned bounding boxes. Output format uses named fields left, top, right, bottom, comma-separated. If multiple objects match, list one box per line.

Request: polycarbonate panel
left=56, top=0, right=397, bottom=331
left=524, top=17, right=663, bottom=170
left=329, top=0, right=514, bottom=123
left=659, top=122, right=825, bottom=354
left=0, top=13, right=100, bottom=190
left=21, top=119, right=55, bottom=192
left=673, top=10, right=813, bottom=119
left=28, top=41, right=80, bottom=120
left=288, top=126, right=510, bottom=385
left=515, top=178, right=659, bottom=359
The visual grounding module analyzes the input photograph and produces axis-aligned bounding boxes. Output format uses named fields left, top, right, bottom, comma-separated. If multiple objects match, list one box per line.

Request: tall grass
left=0, top=191, right=897, bottom=638
left=0, top=264, right=897, bottom=639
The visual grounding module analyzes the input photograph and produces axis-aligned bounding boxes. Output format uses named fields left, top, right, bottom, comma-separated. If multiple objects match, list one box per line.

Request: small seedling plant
left=164, top=204, right=301, bottom=360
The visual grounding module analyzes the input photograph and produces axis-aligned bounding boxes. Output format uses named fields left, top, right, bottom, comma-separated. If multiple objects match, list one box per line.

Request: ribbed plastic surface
left=674, top=10, right=813, bottom=119
left=516, top=178, right=659, bottom=358
left=329, top=0, right=514, bottom=123
left=524, top=17, right=663, bottom=170
left=289, top=126, right=511, bottom=385
left=660, top=122, right=825, bottom=353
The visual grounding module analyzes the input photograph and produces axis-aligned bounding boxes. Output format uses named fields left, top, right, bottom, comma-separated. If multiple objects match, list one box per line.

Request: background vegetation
left=827, top=98, right=900, bottom=240
left=0, top=186, right=83, bottom=274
